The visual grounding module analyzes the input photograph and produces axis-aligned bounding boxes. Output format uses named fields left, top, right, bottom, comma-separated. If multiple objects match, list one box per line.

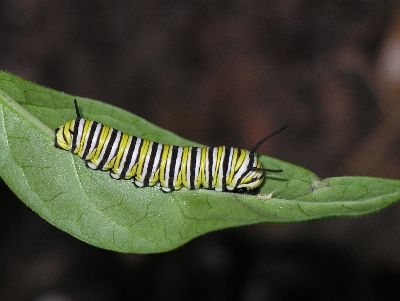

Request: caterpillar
left=55, top=100, right=285, bottom=194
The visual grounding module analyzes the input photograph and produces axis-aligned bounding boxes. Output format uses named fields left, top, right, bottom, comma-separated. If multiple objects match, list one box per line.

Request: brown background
left=1, top=1, right=400, bottom=300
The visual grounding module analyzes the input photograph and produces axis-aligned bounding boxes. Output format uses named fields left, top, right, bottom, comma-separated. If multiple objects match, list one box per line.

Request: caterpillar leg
left=85, top=162, right=97, bottom=170
left=133, top=179, right=144, bottom=187
left=160, top=186, right=172, bottom=193
left=110, top=172, right=121, bottom=180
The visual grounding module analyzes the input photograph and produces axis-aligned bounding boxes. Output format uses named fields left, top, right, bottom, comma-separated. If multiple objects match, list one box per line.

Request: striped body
left=55, top=118, right=265, bottom=193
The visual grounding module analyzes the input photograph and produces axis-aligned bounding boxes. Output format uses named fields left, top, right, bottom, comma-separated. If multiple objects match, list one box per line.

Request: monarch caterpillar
left=55, top=100, right=285, bottom=194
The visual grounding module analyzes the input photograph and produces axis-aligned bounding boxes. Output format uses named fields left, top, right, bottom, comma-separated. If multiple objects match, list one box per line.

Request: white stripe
left=173, top=147, right=183, bottom=187
left=126, top=137, right=142, bottom=175
left=226, top=147, right=233, bottom=178
left=74, top=118, right=85, bottom=152
left=194, top=148, right=201, bottom=187
left=226, top=147, right=234, bottom=190
left=186, top=148, right=192, bottom=186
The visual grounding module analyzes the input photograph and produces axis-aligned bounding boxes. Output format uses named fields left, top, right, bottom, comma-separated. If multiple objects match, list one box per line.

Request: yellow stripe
left=63, top=121, right=72, bottom=145
left=200, top=147, right=208, bottom=187
left=180, top=146, right=189, bottom=188
left=194, top=148, right=200, bottom=187
left=212, top=146, right=224, bottom=186
left=242, top=175, right=253, bottom=183
left=175, top=170, right=182, bottom=188
left=227, top=148, right=238, bottom=183
left=159, top=144, right=170, bottom=187
left=77, top=120, right=91, bottom=156
left=149, top=152, right=160, bottom=185
left=149, top=170, right=160, bottom=186
left=234, top=149, right=247, bottom=172
left=125, top=154, right=139, bottom=179
left=136, top=139, right=150, bottom=178
left=69, top=120, right=75, bottom=147
left=105, top=157, right=117, bottom=170
left=112, top=133, right=130, bottom=173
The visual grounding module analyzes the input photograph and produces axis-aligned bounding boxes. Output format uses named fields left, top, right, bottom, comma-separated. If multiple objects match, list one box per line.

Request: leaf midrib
left=0, top=90, right=53, bottom=139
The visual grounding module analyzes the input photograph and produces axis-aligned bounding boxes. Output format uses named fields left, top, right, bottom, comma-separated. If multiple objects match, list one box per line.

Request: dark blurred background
left=1, top=1, right=400, bottom=300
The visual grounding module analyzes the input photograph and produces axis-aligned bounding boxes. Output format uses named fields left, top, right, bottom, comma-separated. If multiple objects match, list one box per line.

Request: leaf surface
left=1, top=70, right=399, bottom=253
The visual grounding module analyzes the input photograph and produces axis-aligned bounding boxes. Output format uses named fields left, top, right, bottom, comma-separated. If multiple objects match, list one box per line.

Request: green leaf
left=1, top=70, right=399, bottom=254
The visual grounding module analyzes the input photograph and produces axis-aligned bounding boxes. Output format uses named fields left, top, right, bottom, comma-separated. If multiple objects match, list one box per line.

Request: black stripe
left=82, top=121, right=98, bottom=159
left=61, top=128, right=67, bottom=145
left=189, top=147, right=197, bottom=189
left=97, top=129, right=118, bottom=170
left=221, top=147, right=231, bottom=191
left=71, top=118, right=80, bottom=153
left=143, top=142, right=158, bottom=187
left=168, top=146, right=179, bottom=190
left=248, top=153, right=254, bottom=171
left=208, top=147, right=213, bottom=189
left=119, top=136, right=137, bottom=179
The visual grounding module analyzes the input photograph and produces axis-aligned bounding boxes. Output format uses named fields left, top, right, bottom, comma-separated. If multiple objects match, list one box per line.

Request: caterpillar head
left=231, top=125, right=287, bottom=194
left=55, top=99, right=81, bottom=151
left=231, top=154, right=265, bottom=194
left=54, top=119, right=77, bottom=151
